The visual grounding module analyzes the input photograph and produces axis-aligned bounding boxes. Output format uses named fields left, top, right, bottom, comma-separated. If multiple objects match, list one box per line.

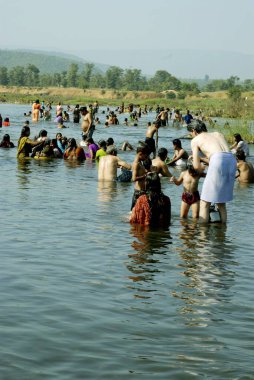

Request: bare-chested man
left=131, top=145, right=150, bottom=209
left=191, top=120, right=237, bottom=223
left=80, top=107, right=94, bottom=139
left=157, top=107, right=168, bottom=126
left=98, top=146, right=131, bottom=181
left=152, top=148, right=173, bottom=178
left=145, top=120, right=161, bottom=158
left=235, top=150, right=254, bottom=183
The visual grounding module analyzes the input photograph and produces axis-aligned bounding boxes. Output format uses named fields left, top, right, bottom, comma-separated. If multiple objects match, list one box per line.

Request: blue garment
left=57, top=140, right=65, bottom=153
left=184, top=113, right=193, bottom=125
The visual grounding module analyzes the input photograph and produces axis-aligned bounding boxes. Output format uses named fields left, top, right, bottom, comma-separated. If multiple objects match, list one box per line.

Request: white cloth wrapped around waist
left=201, top=152, right=237, bottom=203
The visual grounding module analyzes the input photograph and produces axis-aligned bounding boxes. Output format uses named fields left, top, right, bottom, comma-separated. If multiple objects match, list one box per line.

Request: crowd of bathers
left=1, top=102, right=253, bottom=226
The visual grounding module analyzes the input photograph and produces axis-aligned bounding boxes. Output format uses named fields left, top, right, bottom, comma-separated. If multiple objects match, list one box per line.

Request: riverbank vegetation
left=1, top=62, right=254, bottom=142
left=0, top=63, right=253, bottom=115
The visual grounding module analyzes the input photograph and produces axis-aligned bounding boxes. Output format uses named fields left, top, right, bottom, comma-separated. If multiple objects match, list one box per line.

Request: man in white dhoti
left=190, top=121, right=237, bottom=223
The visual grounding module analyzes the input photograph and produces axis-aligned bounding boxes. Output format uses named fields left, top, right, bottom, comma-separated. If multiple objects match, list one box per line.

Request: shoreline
left=0, top=85, right=254, bottom=118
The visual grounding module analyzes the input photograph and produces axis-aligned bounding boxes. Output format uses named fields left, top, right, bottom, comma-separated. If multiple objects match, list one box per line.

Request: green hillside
left=0, top=49, right=107, bottom=74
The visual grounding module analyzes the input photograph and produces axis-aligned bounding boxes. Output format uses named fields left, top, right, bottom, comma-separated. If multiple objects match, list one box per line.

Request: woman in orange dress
left=63, top=138, right=86, bottom=161
left=32, top=99, right=41, bottom=122
left=130, top=172, right=171, bottom=226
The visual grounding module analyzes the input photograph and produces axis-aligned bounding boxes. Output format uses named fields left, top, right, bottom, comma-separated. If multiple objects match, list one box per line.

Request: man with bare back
left=191, top=120, right=236, bottom=223
left=98, top=146, right=131, bottom=181
left=152, top=148, right=173, bottom=178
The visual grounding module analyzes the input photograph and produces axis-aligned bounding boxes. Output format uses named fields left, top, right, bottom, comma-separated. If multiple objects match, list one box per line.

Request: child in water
left=171, top=162, right=206, bottom=219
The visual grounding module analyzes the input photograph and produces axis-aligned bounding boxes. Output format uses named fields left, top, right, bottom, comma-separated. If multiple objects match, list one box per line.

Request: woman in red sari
left=130, top=172, right=171, bottom=226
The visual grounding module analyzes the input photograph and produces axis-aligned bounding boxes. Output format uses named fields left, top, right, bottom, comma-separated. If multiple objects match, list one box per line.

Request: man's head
left=189, top=120, right=207, bottom=135
left=136, top=144, right=149, bottom=160
left=158, top=147, right=168, bottom=161
left=106, top=145, right=117, bottom=155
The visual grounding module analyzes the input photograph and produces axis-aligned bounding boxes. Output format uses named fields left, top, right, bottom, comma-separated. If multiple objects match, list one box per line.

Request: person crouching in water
left=171, top=162, right=206, bottom=219
left=130, top=172, right=171, bottom=226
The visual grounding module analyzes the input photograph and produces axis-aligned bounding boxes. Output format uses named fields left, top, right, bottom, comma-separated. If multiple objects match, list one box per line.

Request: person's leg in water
left=191, top=201, right=200, bottom=219
left=216, top=203, right=227, bottom=223
left=180, top=201, right=190, bottom=218
left=199, top=200, right=211, bottom=223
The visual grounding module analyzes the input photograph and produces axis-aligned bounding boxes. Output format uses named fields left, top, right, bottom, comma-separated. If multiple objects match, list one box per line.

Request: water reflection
left=126, top=224, right=172, bottom=299
left=97, top=180, right=118, bottom=203
left=172, top=221, right=237, bottom=326
left=16, top=159, right=32, bottom=189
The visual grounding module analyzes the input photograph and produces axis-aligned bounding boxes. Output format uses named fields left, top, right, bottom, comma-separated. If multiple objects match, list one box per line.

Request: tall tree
left=0, top=66, right=9, bottom=85
left=9, top=66, right=25, bottom=86
left=79, top=63, right=95, bottom=88
left=122, top=69, right=147, bottom=90
left=25, top=64, right=40, bottom=86
left=66, top=63, right=79, bottom=87
left=105, top=66, right=123, bottom=89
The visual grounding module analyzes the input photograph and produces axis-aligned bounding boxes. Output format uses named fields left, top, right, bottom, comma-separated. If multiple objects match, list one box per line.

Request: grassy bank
left=0, top=85, right=254, bottom=142
left=1, top=85, right=254, bottom=115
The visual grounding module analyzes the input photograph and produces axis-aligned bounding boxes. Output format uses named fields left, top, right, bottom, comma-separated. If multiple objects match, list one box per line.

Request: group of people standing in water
left=1, top=101, right=254, bottom=227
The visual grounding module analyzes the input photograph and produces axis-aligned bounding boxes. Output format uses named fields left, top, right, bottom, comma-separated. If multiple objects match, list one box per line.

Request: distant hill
left=78, top=49, right=254, bottom=80
left=0, top=49, right=110, bottom=74
left=1, top=48, right=253, bottom=81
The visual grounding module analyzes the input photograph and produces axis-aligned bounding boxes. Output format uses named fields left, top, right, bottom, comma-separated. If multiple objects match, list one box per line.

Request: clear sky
left=0, top=0, right=253, bottom=54
left=1, top=0, right=254, bottom=78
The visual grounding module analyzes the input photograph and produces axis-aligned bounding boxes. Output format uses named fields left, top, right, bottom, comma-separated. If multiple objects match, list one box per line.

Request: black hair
left=68, top=138, right=77, bottom=148
left=158, top=147, right=168, bottom=160
left=2, top=134, right=10, bottom=141
left=39, top=129, right=47, bottom=137
left=187, top=162, right=199, bottom=177
left=107, top=137, right=114, bottom=146
left=20, top=126, right=30, bottom=138
left=86, top=137, right=94, bottom=144
left=98, top=140, right=106, bottom=148
left=172, top=139, right=182, bottom=148
left=190, top=120, right=207, bottom=133
left=136, top=144, right=149, bottom=156
left=145, top=172, right=170, bottom=226
left=236, top=149, right=246, bottom=161
left=234, top=133, right=242, bottom=143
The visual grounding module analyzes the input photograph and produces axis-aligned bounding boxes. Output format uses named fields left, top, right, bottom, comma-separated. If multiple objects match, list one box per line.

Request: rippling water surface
left=0, top=104, right=254, bottom=379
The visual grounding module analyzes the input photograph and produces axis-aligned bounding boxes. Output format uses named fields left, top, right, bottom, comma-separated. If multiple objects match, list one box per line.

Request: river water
left=0, top=104, right=253, bottom=379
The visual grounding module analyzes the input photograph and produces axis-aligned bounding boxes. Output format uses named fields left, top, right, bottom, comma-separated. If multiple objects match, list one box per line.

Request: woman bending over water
left=17, top=126, right=46, bottom=159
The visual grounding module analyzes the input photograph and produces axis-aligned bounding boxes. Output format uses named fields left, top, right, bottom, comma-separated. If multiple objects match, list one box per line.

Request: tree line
left=0, top=63, right=253, bottom=97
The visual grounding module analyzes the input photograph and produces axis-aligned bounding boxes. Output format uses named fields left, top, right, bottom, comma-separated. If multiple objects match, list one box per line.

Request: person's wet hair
left=98, top=140, right=106, bottom=148
left=158, top=147, right=168, bottom=160
left=106, top=137, right=114, bottom=146
left=136, top=144, right=149, bottom=156
left=188, top=120, right=207, bottom=133
left=39, top=129, right=47, bottom=137
left=145, top=172, right=161, bottom=193
left=68, top=138, right=77, bottom=148
left=3, top=134, right=11, bottom=141
left=172, top=139, right=182, bottom=148
left=236, top=149, right=246, bottom=161
left=86, top=137, right=94, bottom=144
left=20, top=126, right=30, bottom=137
left=234, top=133, right=243, bottom=143
left=187, top=162, right=199, bottom=177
